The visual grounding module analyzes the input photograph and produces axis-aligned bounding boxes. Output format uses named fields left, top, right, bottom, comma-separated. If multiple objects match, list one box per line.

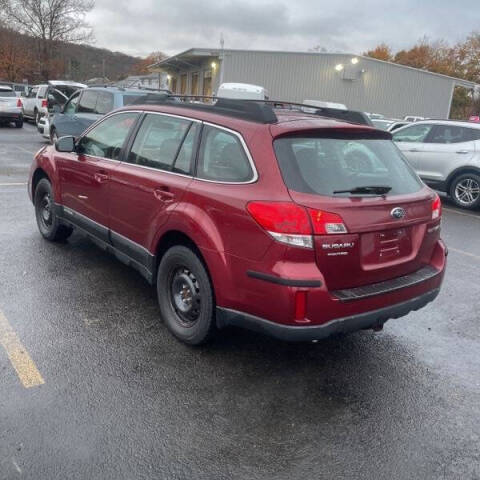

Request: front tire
left=34, top=178, right=72, bottom=241
left=450, top=173, right=480, bottom=210
left=50, top=127, right=58, bottom=145
left=157, top=246, right=216, bottom=345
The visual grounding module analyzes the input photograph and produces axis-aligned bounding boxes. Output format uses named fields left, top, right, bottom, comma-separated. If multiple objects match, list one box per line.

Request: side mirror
left=55, top=136, right=76, bottom=153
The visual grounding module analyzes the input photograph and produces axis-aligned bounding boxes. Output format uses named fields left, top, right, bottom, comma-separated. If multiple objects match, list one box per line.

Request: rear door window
left=274, top=135, right=423, bottom=196
left=77, top=91, right=98, bottom=113
left=467, top=128, right=480, bottom=141
left=126, top=114, right=191, bottom=171
left=426, top=125, right=473, bottom=144
left=196, top=126, right=253, bottom=182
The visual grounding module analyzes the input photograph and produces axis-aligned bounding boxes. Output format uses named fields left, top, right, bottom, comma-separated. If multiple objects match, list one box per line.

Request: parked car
left=0, top=86, right=23, bottom=127
left=392, top=120, right=480, bottom=209
left=404, top=115, right=425, bottom=122
left=387, top=121, right=411, bottom=132
left=21, top=80, right=86, bottom=124
left=28, top=99, right=446, bottom=345
left=371, top=118, right=394, bottom=130
left=49, top=87, right=171, bottom=143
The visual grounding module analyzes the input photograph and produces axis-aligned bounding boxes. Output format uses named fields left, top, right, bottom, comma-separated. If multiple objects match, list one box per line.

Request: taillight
left=432, top=193, right=441, bottom=220
left=16, top=98, right=22, bottom=108
left=247, top=201, right=312, bottom=248
left=41, top=99, right=47, bottom=108
left=246, top=202, right=348, bottom=249
left=307, top=208, right=348, bottom=234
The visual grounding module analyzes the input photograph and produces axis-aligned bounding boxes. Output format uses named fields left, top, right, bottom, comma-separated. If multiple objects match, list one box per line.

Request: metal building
left=150, top=48, right=478, bottom=119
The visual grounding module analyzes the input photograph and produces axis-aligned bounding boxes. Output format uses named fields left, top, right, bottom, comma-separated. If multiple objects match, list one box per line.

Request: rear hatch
left=273, top=128, right=440, bottom=290
left=0, top=90, right=20, bottom=111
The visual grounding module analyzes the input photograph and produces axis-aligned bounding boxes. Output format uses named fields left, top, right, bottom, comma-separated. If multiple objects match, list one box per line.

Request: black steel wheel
left=34, top=178, right=72, bottom=241
left=157, top=246, right=215, bottom=345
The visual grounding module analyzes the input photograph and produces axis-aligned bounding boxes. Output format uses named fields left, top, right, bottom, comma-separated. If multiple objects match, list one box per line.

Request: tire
left=34, top=178, right=73, bottom=241
left=50, top=127, right=58, bottom=144
left=34, top=110, right=40, bottom=125
left=449, top=173, right=480, bottom=210
left=15, top=119, right=23, bottom=128
left=157, top=246, right=216, bottom=345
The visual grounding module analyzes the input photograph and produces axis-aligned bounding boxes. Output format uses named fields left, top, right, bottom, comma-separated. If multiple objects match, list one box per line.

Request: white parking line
left=449, top=247, right=480, bottom=262
left=0, top=182, right=27, bottom=186
left=443, top=208, right=480, bottom=220
left=15, top=146, right=37, bottom=155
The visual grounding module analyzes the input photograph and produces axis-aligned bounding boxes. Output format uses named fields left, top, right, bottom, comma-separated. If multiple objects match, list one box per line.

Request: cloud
left=86, top=0, right=480, bottom=58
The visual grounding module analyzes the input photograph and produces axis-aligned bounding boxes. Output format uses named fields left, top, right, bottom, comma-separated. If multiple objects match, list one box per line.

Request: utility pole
left=219, top=33, right=225, bottom=85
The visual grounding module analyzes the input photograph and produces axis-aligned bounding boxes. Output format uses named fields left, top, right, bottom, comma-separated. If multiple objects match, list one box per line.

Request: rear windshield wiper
left=333, top=186, right=392, bottom=195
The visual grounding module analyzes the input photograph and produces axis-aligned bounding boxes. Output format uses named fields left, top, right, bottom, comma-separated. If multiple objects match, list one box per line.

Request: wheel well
left=32, top=168, right=49, bottom=198
left=446, top=168, right=480, bottom=192
left=155, top=231, right=202, bottom=267
left=154, top=231, right=215, bottom=299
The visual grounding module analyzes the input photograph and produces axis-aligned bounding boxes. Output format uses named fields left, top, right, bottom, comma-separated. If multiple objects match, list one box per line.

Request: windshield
left=274, top=135, right=423, bottom=197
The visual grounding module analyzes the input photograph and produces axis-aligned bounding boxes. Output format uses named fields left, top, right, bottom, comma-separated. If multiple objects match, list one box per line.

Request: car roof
left=119, top=103, right=385, bottom=137
left=401, top=119, right=480, bottom=129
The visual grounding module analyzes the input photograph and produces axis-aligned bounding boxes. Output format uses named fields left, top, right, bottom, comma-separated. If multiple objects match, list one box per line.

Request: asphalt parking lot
left=0, top=123, right=479, bottom=480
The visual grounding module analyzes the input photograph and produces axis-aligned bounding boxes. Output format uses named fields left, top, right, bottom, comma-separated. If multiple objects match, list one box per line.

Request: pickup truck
left=21, top=80, right=86, bottom=124
left=0, top=86, right=23, bottom=127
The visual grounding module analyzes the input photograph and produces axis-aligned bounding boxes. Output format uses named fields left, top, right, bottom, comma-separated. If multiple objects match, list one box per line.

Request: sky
left=86, top=0, right=480, bottom=58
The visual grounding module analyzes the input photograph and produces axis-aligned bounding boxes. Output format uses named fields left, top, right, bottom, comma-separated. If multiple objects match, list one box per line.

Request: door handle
left=154, top=187, right=175, bottom=203
left=456, top=150, right=469, bottom=154
left=408, top=148, right=421, bottom=152
left=94, top=171, right=109, bottom=184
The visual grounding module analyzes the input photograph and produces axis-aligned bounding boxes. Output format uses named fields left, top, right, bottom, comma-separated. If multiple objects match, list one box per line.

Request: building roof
left=151, top=47, right=479, bottom=89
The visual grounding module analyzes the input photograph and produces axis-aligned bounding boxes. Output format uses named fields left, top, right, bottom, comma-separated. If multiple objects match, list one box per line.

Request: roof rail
left=127, top=94, right=373, bottom=126
left=130, top=94, right=279, bottom=124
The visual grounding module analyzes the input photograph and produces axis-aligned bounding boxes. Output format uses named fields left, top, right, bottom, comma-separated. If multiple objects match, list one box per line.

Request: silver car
left=392, top=120, right=480, bottom=209
left=0, top=86, right=23, bottom=127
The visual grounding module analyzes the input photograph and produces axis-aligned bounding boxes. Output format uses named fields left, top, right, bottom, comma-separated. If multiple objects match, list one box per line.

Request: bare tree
left=0, top=0, right=94, bottom=80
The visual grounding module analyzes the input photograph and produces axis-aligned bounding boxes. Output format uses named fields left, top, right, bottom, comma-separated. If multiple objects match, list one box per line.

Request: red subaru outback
left=28, top=99, right=447, bottom=345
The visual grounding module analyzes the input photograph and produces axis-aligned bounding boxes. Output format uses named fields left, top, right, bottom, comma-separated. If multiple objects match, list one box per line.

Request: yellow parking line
left=0, top=309, right=45, bottom=388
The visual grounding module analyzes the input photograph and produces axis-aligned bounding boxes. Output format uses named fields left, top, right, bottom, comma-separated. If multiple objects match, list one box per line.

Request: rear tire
left=449, top=173, right=480, bottom=210
left=15, top=119, right=23, bottom=128
left=34, top=178, right=72, bottom=241
left=34, top=109, right=40, bottom=125
left=157, top=246, right=216, bottom=345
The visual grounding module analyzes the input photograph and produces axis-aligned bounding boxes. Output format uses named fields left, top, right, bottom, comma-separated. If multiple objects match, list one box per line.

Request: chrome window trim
left=195, top=121, right=258, bottom=185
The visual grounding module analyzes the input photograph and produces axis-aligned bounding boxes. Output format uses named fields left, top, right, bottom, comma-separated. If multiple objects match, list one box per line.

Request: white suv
left=392, top=120, right=480, bottom=209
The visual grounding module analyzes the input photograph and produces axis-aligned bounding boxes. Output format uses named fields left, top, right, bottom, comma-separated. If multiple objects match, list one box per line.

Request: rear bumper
left=0, top=111, right=22, bottom=121
left=217, top=287, right=440, bottom=341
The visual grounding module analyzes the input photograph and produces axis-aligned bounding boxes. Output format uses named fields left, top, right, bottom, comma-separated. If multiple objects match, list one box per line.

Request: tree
left=0, top=27, right=34, bottom=81
left=454, top=32, right=480, bottom=84
left=364, top=43, right=392, bottom=62
left=0, top=0, right=94, bottom=80
left=129, top=51, right=168, bottom=75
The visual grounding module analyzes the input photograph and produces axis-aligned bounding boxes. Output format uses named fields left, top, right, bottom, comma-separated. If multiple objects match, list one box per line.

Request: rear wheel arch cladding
left=154, top=230, right=220, bottom=308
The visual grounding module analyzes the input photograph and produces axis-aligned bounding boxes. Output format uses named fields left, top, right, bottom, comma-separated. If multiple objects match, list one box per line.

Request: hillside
left=0, top=27, right=141, bottom=83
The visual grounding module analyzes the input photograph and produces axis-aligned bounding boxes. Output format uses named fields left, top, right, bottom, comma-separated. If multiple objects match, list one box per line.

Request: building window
left=203, top=70, right=212, bottom=98
left=191, top=72, right=199, bottom=98
left=180, top=74, right=187, bottom=95
left=171, top=77, right=178, bottom=93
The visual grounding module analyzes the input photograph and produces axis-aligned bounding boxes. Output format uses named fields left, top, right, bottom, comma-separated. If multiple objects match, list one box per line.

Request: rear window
left=274, top=135, right=423, bottom=196
left=0, top=91, right=16, bottom=97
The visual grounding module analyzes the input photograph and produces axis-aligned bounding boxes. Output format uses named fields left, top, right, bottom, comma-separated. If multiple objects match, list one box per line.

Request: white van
left=217, top=83, right=269, bottom=100
left=304, top=100, right=347, bottom=110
